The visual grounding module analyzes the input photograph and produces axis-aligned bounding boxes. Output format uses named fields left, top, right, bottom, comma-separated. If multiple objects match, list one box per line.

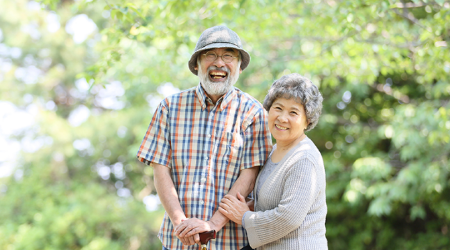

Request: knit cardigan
left=243, top=137, right=328, bottom=250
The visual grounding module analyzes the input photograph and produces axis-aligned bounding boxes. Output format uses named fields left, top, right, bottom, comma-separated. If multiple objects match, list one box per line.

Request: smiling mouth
left=275, top=124, right=288, bottom=130
left=209, top=71, right=227, bottom=79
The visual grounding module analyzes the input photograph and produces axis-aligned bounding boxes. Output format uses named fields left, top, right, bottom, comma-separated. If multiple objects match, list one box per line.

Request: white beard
left=197, top=58, right=241, bottom=96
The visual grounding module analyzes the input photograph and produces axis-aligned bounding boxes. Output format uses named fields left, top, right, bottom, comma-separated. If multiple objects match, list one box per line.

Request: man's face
left=195, top=48, right=242, bottom=97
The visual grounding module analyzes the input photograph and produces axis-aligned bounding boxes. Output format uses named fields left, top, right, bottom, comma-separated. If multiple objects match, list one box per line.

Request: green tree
left=1, top=0, right=449, bottom=249
left=0, top=0, right=162, bottom=249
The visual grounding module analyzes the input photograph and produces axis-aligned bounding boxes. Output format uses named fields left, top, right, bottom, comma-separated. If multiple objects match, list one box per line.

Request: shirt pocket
left=216, top=131, right=244, bottom=172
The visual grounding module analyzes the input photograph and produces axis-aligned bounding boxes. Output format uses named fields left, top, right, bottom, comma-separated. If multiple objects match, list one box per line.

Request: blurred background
left=0, top=0, right=449, bottom=249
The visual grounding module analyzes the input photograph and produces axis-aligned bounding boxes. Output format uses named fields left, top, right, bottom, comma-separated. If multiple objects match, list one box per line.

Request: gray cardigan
left=243, top=137, right=328, bottom=249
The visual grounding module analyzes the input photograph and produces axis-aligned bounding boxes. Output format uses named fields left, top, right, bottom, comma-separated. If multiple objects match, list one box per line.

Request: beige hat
left=188, top=25, right=250, bottom=75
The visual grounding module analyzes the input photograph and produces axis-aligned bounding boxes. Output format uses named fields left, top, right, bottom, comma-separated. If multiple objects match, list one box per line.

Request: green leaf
left=410, top=205, right=426, bottom=220
left=368, top=197, right=392, bottom=216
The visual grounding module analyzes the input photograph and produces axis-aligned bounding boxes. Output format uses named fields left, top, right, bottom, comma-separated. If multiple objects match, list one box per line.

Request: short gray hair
left=263, top=73, right=323, bottom=132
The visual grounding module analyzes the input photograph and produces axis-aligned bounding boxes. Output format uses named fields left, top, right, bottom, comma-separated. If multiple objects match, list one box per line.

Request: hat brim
left=188, top=42, right=250, bottom=75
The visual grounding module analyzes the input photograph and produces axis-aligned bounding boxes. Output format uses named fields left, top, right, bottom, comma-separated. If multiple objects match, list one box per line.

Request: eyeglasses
left=202, top=51, right=238, bottom=63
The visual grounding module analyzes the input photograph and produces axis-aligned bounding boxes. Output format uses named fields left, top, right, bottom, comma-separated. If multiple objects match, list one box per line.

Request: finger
left=179, top=225, right=193, bottom=237
left=184, top=227, right=200, bottom=237
left=194, top=233, right=200, bottom=244
left=174, top=222, right=188, bottom=235
left=177, top=235, right=187, bottom=245
left=220, top=200, right=229, bottom=207
left=219, top=207, right=228, bottom=214
left=219, top=202, right=232, bottom=210
left=221, top=196, right=231, bottom=203
left=237, top=192, right=246, bottom=202
left=221, top=197, right=235, bottom=205
left=174, top=226, right=180, bottom=236
left=188, top=236, right=195, bottom=246
left=182, top=237, right=189, bottom=246
left=226, top=195, right=239, bottom=202
left=181, top=235, right=189, bottom=246
left=179, top=219, right=201, bottom=237
left=175, top=225, right=187, bottom=236
left=223, top=194, right=235, bottom=201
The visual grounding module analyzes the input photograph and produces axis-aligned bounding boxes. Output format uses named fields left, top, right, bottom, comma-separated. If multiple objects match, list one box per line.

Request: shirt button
left=200, top=200, right=204, bottom=204
left=205, top=156, right=209, bottom=160
left=201, top=177, right=207, bottom=182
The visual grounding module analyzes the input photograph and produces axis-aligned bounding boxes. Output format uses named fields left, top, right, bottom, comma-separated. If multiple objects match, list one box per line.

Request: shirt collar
left=195, top=83, right=236, bottom=111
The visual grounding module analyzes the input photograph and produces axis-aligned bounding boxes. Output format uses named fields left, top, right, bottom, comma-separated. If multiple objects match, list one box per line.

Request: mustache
left=206, top=66, right=230, bottom=74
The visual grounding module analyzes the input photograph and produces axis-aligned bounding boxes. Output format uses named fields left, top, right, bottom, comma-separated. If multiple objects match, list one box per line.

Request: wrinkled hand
left=218, top=192, right=249, bottom=225
left=174, top=218, right=215, bottom=245
left=173, top=219, right=199, bottom=246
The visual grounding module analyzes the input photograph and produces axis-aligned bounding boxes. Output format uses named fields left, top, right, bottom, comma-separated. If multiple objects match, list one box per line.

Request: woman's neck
left=271, top=134, right=306, bottom=163
left=276, top=133, right=306, bottom=151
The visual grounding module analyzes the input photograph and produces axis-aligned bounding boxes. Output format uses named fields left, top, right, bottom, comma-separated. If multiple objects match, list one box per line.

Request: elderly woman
left=218, top=73, right=327, bottom=250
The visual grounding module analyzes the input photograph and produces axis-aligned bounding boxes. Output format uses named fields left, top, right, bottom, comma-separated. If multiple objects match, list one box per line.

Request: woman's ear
left=305, top=119, right=311, bottom=130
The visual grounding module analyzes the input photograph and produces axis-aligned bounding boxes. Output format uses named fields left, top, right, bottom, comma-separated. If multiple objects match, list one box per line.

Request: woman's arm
left=244, top=158, right=320, bottom=248
left=218, top=192, right=250, bottom=224
left=177, top=167, right=258, bottom=238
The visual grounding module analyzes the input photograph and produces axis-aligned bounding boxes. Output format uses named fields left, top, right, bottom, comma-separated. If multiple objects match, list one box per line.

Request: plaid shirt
left=137, top=84, right=272, bottom=250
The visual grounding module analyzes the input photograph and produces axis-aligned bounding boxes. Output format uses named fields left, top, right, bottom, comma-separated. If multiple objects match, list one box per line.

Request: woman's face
left=268, top=97, right=309, bottom=145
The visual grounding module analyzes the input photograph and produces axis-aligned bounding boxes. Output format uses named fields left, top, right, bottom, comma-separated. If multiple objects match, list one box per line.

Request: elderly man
left=137, top=25, right=272, bottom=250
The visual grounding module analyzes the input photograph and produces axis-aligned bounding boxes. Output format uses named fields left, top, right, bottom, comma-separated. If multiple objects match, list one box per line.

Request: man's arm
left=152, top=162, right=199, bottom=245
left=175, top=166, right=259, bottom=238
left=209, top=166, right=259, bottom=230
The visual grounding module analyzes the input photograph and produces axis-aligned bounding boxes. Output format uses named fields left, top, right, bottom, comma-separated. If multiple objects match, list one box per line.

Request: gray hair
left=263, top=73, right=323, bottom=132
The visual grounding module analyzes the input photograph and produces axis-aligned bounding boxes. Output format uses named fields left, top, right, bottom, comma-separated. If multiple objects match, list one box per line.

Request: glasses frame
left=201, top=51, right=239, bottom=63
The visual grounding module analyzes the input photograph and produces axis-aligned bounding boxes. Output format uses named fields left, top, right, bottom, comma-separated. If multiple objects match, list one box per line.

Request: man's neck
left=206, top=93, right=222, bottom=105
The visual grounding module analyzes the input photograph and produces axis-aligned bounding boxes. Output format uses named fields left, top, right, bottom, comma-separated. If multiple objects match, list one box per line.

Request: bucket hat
left=188, top=25, right=250, bottom=75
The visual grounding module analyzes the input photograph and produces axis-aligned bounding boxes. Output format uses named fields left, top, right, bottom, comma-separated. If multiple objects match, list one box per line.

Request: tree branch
left=392, top=6, right=433, bottom=33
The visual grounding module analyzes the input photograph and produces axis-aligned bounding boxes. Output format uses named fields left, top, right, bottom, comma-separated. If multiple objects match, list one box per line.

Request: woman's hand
left=218, top=192, right=249, bottom=225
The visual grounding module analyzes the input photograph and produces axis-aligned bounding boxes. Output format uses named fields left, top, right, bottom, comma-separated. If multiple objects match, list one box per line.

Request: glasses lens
left=203, top=52, right=236, bottom=63
left=222, top=54, right=233, bottom=63
left=205, top=52, right=217, bottom=61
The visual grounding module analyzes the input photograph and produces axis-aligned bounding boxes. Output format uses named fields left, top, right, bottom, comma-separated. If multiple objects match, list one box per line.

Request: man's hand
left=174, top=218, right=217, bottom=241
left=218, top=192, right=250, bottom=225
left=173, top=219, right=199, bottom=246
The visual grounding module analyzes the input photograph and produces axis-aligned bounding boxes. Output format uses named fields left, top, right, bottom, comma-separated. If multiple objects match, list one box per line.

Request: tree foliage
left=1, top=0, right=449, bottom=249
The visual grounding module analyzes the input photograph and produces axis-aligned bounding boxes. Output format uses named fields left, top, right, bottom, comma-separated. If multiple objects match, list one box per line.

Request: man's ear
left=194, top=63, right=198, bottom=71
left=239, top=68, right=242, bottom=74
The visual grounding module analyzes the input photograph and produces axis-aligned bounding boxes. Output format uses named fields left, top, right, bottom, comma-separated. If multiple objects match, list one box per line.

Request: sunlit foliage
left=1, top=0, right=449, bottom=249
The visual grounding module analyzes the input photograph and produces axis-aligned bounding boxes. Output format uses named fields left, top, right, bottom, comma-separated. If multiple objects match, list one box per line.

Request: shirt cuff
left=242, top=211, right=250, bottom=228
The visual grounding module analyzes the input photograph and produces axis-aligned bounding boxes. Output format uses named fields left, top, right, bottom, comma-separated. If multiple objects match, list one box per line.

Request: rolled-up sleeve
left=136, top=100, right=172, bottom=167
left=241, top=110, right=272, bottom=170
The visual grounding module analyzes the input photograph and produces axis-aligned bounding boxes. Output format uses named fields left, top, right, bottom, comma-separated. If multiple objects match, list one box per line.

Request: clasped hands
left=174, top=218, right=215, bottom=246
left=219, top=192, right=252, bottom=225
left=174, top=192, right=252, bottom=246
